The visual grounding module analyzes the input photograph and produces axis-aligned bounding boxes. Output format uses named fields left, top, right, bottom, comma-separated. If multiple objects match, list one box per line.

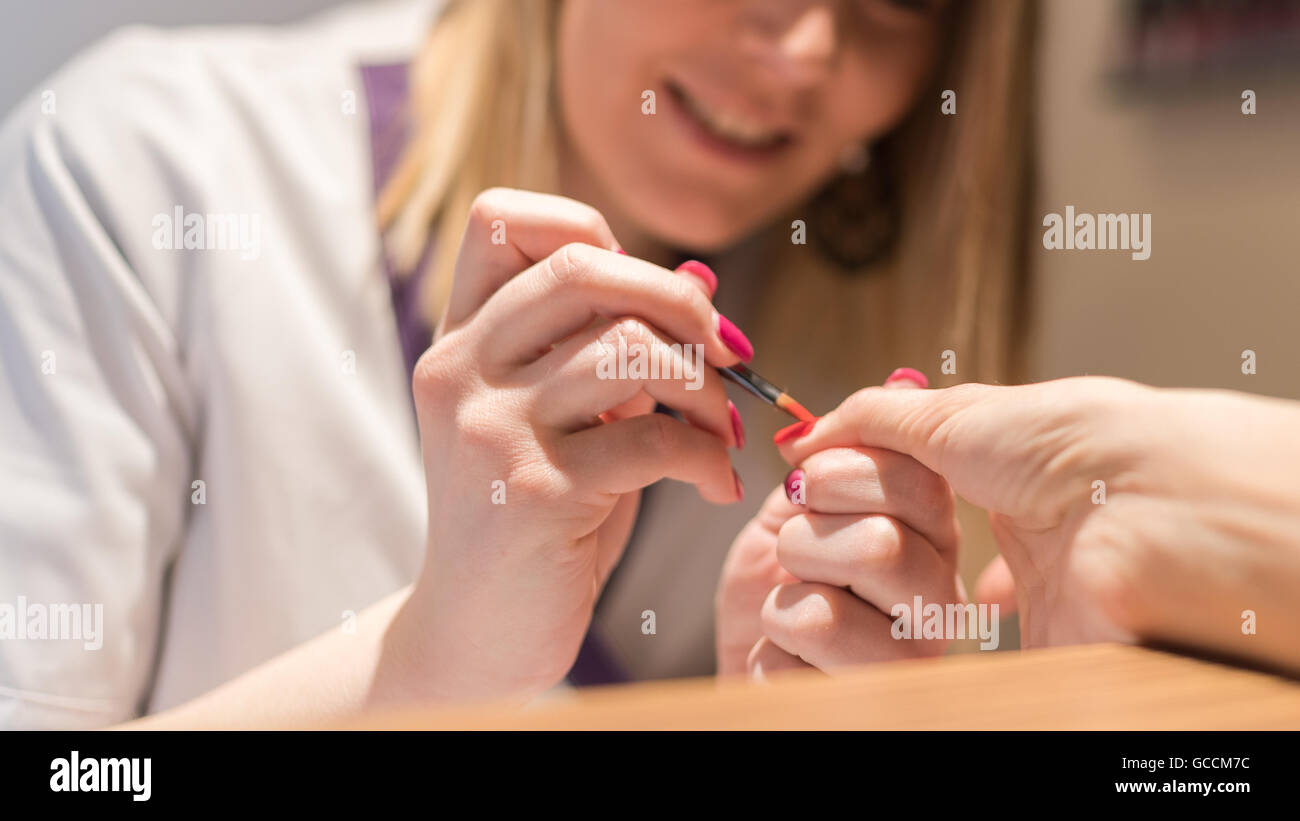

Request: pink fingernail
left=716, top=314, right=754, bottom=362
left=728, top=400, right=745, bottom=449
left=675, top=260, right=718, bottom=296
left=784, top=468, right=806, bottom=505
left=616, top=248, right=627, bottom=255
left=885, top=367, right=929, bottom=389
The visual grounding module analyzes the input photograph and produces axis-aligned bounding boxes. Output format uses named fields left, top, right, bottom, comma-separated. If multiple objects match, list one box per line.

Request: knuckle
left=502, top=459, right=561, bottom=503
left=454, top=394, right=514, bottom=447
left=762, top=584, right=840, bottom=651
left=570, top=203, right=610, bottom=240
left=547, top=241, right=598, bottom=289
left=791, top=591, right=840, bottom=652
left=861, top=517, right=906, bottom=570
left=840, top=386, right=877, bottom=417
left=668, top=276, right=710, bottom=322
left=603, top=316, right=654, bottom=349
left=641, top=411, right=680, bottom=456
left=411, top=342, right=460, bottom=409
left=467, top=187, right=512, bottom=226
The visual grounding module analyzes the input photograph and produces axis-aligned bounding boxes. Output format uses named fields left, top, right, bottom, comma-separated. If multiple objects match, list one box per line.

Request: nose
left=740, top=0, right=840, bottom=85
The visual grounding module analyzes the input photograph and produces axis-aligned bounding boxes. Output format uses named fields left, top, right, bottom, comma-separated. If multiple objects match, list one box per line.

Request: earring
left=810, top=139, right=898, bottom=271
left=837, top=141, right=871, bottom=175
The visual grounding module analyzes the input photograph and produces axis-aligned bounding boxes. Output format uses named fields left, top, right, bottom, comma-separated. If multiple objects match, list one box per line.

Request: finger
left=594, top=491, right=641, bottom=586
left=772, top=364, right=927, bottom=453
left=599, top=391, right=657, bottom=423
left=530, top=317, right=736, bottom=446
left=660, top=259, right=741, bottom=448
left=554, top=412, right=741, bottom=504
left=776, top=513, right=962, bottom=611
left=974, top=555, right=1019, bottom=614
left=776, top=377, right=1152, bottom=532
left=776, top=380, right=990, bottom=470
left=473, top=243, right=753, bottom=369
left=673, top=259, right=718, bottom=298
left=882, top=367, right=929, bottom=390
left=761, top=582, right=940, bottom=669
left=746, top=637, right=814, bottom=681
left=786, top=446, right=957, bottom=553
left=599, top=259, right=719, bottom=424
left=444, top=189, right=619, bottom=328
left=716, top=486, right=801, bottom=677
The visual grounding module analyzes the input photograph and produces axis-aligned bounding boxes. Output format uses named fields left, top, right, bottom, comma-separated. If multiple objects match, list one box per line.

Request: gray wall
left=0, top=0, right=348, bottom=118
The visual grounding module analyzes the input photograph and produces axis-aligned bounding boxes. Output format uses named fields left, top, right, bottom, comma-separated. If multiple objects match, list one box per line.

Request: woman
left=0, top=0, right=1034, bottom=727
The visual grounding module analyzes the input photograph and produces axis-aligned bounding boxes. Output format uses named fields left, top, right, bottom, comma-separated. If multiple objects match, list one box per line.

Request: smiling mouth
left=665, top=80, right=793, bottom=153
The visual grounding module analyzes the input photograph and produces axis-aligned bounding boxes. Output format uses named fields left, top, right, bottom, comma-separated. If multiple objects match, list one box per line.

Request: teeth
left=678, top=87, right=782, bottom=148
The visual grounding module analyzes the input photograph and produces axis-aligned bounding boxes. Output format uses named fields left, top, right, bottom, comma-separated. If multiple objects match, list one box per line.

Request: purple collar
left=359, top=62, right=628, bottom=688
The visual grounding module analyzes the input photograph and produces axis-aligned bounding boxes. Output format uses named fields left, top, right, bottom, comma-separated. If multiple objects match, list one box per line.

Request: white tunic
left=0, top=0, right=438, bottom=728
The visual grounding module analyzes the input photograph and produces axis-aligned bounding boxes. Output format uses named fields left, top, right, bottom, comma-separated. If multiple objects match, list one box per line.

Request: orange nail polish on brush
left=719, top=364, right=814, bottom=423
left=773, top=419, right=815, bottom=444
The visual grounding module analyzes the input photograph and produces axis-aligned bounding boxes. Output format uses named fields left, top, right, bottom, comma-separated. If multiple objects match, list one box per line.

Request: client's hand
left=716, top=369, right=965, bottom=678
left=778, top=377, right=1300, bottom=675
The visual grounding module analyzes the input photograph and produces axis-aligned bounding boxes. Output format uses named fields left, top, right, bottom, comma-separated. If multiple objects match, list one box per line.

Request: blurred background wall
left=0, top=0, right=346, bottom=118
left=1031, top=0, right=1300, bottom=400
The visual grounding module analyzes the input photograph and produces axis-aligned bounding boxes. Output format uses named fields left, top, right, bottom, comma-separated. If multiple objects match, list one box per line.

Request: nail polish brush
left=720, top=363, right=816, bottom=423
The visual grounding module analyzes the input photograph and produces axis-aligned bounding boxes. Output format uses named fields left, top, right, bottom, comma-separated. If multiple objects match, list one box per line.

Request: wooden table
left=357, top=644, right=1300, bottom=730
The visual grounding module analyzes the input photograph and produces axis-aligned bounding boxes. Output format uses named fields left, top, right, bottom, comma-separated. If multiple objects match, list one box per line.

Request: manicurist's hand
left=778, top=377, right=1300, bottom=675
left=716, top=369, right=964, bottom=679
left=405, top=189, right=751, bottom=700
left=129, top=189, right=750, bottom=727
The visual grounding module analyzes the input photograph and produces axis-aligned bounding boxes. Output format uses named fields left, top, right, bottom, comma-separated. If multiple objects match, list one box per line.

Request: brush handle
left=719, top=364, right=782, bottom=405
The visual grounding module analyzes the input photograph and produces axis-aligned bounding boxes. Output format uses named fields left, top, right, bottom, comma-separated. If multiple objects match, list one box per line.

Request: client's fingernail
left=716, top=314, right=754, bottom=362
left=784, top=468, right=806, bottom=505
left=733, top=468, right=745, bottom=502
left=728, top=400, right=745, bottom=449
left=885, top=367, right=929, bottom=389
left=675, top=260, right=718, bottom=296
left=773, top=419, right=815, bottom=444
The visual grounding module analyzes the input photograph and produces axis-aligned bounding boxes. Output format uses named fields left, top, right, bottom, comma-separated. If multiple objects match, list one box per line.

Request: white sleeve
left=0, top=33, right=195, bottom=728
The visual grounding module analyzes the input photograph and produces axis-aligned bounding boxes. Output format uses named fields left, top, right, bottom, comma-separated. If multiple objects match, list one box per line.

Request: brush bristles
left=775, top=393, right=816, bottom=423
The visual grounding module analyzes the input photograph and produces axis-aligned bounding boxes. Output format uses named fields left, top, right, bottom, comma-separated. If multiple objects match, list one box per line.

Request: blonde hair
left=378, top=0, right=560, bottom=316
left=379, top=0, right=1037, bottom=385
